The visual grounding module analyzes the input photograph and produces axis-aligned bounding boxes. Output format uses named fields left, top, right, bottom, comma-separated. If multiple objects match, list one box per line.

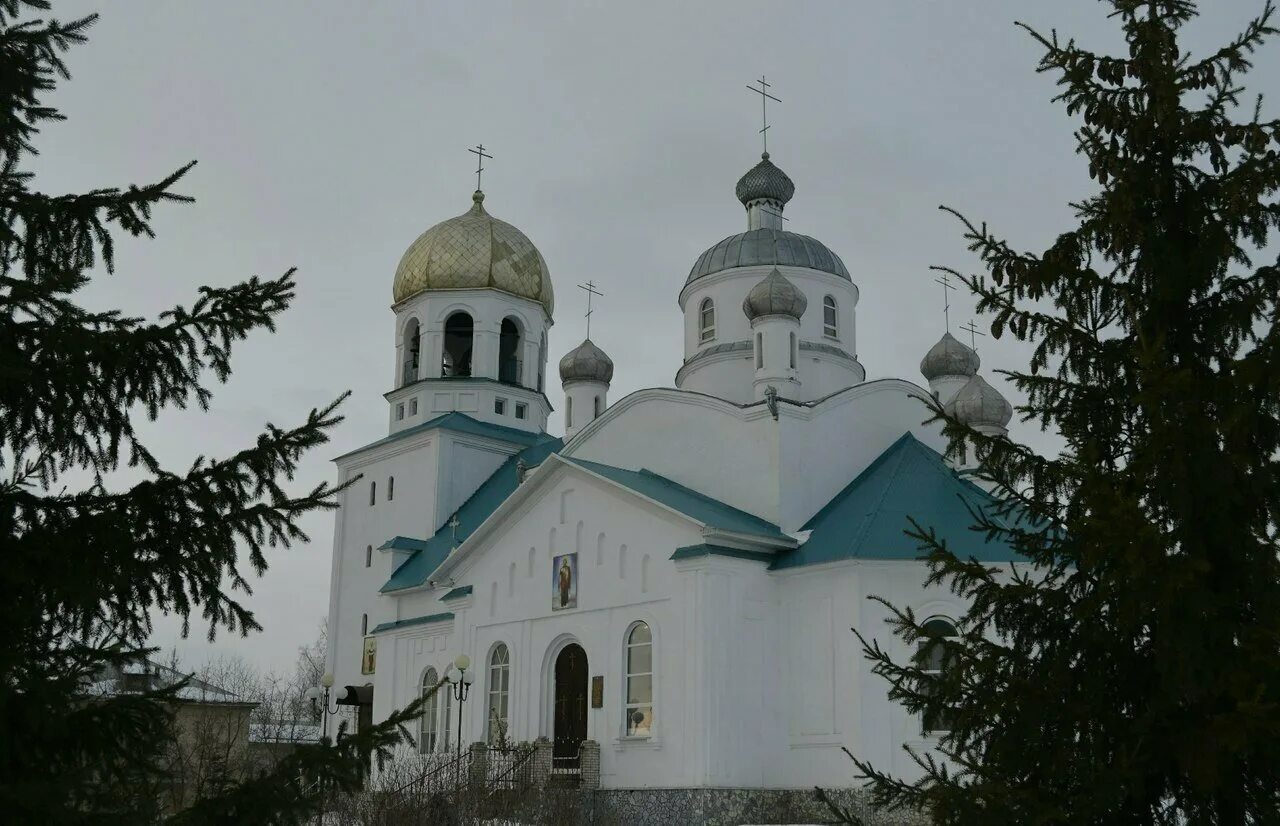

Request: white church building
left=321, top=149, right=1017, bottom=806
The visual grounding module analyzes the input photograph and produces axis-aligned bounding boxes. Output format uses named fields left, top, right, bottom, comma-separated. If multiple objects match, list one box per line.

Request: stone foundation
left=589, top=787, right=926, bottom=826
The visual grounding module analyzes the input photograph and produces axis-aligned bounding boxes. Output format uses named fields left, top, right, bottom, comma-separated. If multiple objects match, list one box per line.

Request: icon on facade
left=361, top=636, right=377, bottom=675
left=552, top=552, right=578, bottom=610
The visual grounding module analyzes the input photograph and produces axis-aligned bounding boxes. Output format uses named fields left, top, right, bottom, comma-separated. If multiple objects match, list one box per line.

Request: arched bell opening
left=498, top=317, right=523, bottom=385
left=401, top=318, right=420, bottom=386
left=441, top=312, right=474, bottom=377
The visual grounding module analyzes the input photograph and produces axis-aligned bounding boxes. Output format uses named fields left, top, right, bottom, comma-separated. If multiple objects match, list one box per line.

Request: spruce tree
left=829, top=2, right=1280, bottom=823
left=0, top=3, right=426, bottom=822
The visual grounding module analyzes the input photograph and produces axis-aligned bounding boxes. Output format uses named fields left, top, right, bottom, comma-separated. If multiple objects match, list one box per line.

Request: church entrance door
left=552, top=643, right=588, bottom=769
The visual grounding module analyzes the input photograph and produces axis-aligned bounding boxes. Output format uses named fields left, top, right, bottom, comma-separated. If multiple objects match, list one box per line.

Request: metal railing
left=550, top=744, right=581, bottom=777
left=382, top=749, right=470, bottom=804
left=485, top=743, right=536, bottom=793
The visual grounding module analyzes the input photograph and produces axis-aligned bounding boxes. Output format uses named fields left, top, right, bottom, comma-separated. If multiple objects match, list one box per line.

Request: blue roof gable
left=380, top=434, right=563, bottom=593
left=772, top=432, right=1022, bottom=569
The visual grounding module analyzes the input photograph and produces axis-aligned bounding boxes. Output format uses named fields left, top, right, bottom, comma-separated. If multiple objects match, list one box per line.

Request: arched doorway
left=552, top=643, right=588, bottom=769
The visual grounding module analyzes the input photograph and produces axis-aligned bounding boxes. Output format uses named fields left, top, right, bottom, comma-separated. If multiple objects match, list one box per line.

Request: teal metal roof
left=335, top=411, right=544, bottom=463
left=380, top=435, right=564, bottom=593
left=772, top=432, right=1022, bottom=569
left=670, top=543, right=776, bottom=564
left=562, top=457, right=788, bottom=542
left=440, top=585, right=473, bottom=601
left=369, top=611, right=454, bottom=634
left=378, top=536, right=430, bottom=552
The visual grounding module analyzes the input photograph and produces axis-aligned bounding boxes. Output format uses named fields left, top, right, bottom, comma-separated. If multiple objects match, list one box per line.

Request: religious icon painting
left=360, top=636, right=377, bottom=675
left=552, top=552, right=578, bottom=610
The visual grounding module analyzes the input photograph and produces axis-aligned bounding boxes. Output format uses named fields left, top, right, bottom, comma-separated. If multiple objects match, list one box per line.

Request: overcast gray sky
left=31, top=1, right=1279, bottom=673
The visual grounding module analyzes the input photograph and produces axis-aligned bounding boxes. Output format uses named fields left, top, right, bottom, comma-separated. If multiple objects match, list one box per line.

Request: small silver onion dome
left=920, top=332, right=980, bottom=381
left=559, top=339, right=614, bottom=385
left=946, top=374, right=1013, bottom=429
left=735, top=153, right=795, bottom=208
left=743, top=268, right=808, bottom=321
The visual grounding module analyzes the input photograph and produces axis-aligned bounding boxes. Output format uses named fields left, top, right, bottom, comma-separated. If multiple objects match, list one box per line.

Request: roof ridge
left=801, top=431, right=917, bottom=530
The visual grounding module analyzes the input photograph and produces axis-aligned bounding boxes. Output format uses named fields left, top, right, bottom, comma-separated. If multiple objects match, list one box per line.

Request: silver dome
left=946, top=374, right=1013, bottom=429
left=735, top=153, right=795, bottom=208
left=559, top=339, right=614, bottom=385
left=743, top=268, right=807, bottom=321
left=686, top=229, right=850, bottom=286
left=920, top=332, right=980, bottom=381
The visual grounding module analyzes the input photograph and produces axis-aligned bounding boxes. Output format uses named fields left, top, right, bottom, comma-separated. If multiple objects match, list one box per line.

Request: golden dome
left=392, top=191, right=554, bottom=313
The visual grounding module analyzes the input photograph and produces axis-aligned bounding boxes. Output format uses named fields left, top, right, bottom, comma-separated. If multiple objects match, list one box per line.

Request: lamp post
left=445, top=654, right=474, bottom=756
left=305, top=673, right=347, bottom=738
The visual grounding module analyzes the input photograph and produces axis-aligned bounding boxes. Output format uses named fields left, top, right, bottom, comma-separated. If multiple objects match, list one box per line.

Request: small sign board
left=591, top=675, right=604, bottom=708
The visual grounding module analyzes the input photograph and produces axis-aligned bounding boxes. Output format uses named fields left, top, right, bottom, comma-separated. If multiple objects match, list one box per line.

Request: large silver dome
left=686, top=228, right=850, bottom=286
left=920, top=332, right=980, bottom=381
left=735, top=153, right=795, bottom=207
left=559, top=339, right=614, bottom=385
left=743, top=268, right=807, bottom=321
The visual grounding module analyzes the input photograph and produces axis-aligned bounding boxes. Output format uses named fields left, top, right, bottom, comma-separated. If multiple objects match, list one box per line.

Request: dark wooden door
left=553, top=643, right=588, bottom=766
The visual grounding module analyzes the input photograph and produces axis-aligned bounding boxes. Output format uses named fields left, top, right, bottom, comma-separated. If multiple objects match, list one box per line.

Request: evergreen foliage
left=0, top=2, right=428, bottom=821
left=831, top=2, right=1280, bottom=823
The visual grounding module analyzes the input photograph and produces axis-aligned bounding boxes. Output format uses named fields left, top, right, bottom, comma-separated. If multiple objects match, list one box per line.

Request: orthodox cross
left=960, top=319, right=986, bottom=352
left=746, top=75, right=781, bottom=155
left=468, top=144, right=492, bottom=191
left=448, top=514, right=461, bottom=548
left=933, top=272, right=957, bottom=331
left=578, top=280, right=604, bottom=339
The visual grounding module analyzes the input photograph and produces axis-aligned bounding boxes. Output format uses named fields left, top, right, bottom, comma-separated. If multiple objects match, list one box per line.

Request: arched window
left=789, top=332, right=797, bottom=369
left=419, top=668, right=439, bottom=753
left=625, top=622, right=653, bottom=737
left=566, top=396, right=573, bottom=428
left=499, top=317, right=523, bottom=385
left=387, top=476, right=394, bottom=501
left=699, top=298, right=715, bottom=342
left=755, top=333, right=763, bottom=368
left=823, top=296, right=838, bottom=338
left=402, top=318, right=421, bottom=386
left=920, top=617, right=958, bottom=734
left=442, top=312, right=474, bottom=377
left=369, top=481, right=376, bottom=506
left=593, top=396, right=601, bottom=418
left=365, top=545, right=372, bottom=568
left=441, top=682, right=453, bottom=751
left=487, top=644, right=511, bottom=743
left=361, top=613, right=367, bottom=636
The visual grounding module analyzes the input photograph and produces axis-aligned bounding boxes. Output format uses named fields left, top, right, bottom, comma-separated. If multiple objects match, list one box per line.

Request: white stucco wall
left=326, top=428, right=527, bottom=709
left=364, top=458, right=962, bottom=791
left=371, top=463, right=711, bottom=789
